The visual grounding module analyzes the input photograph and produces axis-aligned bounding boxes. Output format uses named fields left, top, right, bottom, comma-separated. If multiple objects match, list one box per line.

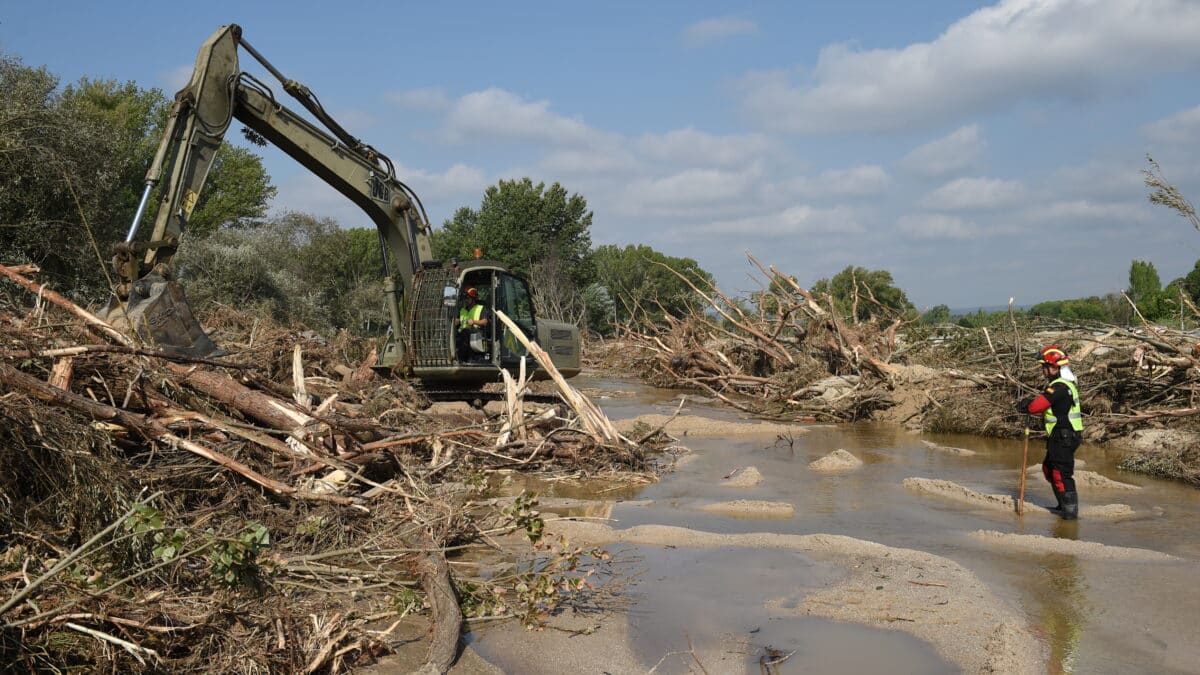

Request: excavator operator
left=455, top=287, right=491, bottom=362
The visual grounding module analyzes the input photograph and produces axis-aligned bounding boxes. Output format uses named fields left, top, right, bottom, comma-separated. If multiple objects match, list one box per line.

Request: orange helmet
left=1039, top=345, right=1069, bottom=367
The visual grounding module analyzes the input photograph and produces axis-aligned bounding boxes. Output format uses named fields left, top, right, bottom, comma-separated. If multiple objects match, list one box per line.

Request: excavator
left=100, top=23, right=581, bottom=402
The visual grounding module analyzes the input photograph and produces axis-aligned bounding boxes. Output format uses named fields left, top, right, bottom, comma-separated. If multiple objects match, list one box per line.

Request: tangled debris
left=0, top=264, right=646, bottom=672
left=596, top=254, right=1200, bottom=486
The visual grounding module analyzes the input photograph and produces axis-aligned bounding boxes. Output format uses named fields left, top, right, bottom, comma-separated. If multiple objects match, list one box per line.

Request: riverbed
left=401, top=376, right=1200, bottom=673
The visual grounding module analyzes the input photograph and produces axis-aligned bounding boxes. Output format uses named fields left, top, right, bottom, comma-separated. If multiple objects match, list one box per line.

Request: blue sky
left=6, top=1, right=1200, bottom=309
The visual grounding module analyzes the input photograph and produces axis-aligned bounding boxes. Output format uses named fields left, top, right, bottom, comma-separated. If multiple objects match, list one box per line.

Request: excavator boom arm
left=114, top=24, right=433, bottom=360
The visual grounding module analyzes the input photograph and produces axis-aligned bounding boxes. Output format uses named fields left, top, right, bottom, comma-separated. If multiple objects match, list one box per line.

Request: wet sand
left=528, top=520, right=1045, bottom=674
left=615, top=413, right=813, bottom=437
left=903, top=477, right=1136, bottom=518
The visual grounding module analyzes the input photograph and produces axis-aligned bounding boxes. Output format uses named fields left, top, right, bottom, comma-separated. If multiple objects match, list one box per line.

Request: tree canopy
left=811, top=266, right=914, bottom=322
left=591, top=244, right=714, bottom=334
left=433, top=178, right=595, bottom=286
left=0, top=53, right=274, bottom=301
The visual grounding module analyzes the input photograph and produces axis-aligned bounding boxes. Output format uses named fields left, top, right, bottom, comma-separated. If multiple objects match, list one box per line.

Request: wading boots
left=1060, top=491, right=1079, bottom=520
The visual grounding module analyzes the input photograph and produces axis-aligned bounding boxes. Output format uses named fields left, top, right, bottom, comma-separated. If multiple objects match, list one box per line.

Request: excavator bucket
left=102, top=271, right=221, bottom=358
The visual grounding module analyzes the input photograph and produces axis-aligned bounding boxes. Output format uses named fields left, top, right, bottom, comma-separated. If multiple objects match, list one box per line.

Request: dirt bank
left=903, top=477, right=1136, bottom=518
left=615, top=413, right=812, bottom=437
left=543, top=520, right=1043, bottom=674
left=967, top=531, right=1178, bottom=561
left=1023, top=466, right=1142, bottom=490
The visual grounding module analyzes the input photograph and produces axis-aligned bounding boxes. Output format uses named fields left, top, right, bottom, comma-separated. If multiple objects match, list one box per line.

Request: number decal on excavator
left=368, top=173, right=391, bottom=203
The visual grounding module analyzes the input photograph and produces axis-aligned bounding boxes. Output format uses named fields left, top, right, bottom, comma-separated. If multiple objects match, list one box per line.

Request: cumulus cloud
left=682, top=204, right=863, bottom=239
left=683, top=16, right=758, bottom=47
left=778, top=165, right=892, bottom=200
left=393, top=162, right=487, bottom=200
left=540, top=148, right=640, bottom=176
left=274, top=162, right=487, bottom=221
left=1143, top=105, right=1200, bottom=145
left=739, top=0, right=1200, bottom=134
left=623, top=166, right=762, bottom=217
left=920, top=177, right=1026, bottom=210
left=1027, top=199, right=1152, bottom=224
left=387, top=87, right=452, bottom=112
left=901, top=125, right=985, bottom=177
left=897, top=213, right=983, bottom=239
left=637, top=128, right=770, bottom=167
left=442, top=88, right=607, bottom=147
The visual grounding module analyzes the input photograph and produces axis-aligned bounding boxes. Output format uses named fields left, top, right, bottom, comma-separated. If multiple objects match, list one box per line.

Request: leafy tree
left=1128, top=260, right=1162, bottom=305
left=187, top=146, right=276, bottom=236
left=1175, top=259, right=1200, bottom=304
left=0, top=60, right=156, bottom=300
left=0, top=54, right=275, bottom=302
left=436, top=178, right=595, bottom=317
left=176, top=214, right=388, bottom=333
left=920, top=304, right=951, bottom=325
left=955, top=308, right=1011, bottom=328
left=1029, top=297, right=1111, bottom=322
left=591, top=244, right=714, bottom=335
left=811, top=266, right=914, bottom=323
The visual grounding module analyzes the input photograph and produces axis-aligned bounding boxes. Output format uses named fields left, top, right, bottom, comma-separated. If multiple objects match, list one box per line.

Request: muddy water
left=476, top=377, right=1200, bottom=674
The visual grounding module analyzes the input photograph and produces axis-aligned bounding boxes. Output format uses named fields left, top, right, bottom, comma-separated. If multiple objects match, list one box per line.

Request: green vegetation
left=811, top=266, right=915, bottom=323
left=591, top=244, right=715, bottom=335
left=0, top=53, right=274, bottom=303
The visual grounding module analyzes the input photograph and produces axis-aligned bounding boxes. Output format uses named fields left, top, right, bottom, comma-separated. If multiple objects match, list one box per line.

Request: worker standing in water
left=1017, top=345, right=1083, bottom=519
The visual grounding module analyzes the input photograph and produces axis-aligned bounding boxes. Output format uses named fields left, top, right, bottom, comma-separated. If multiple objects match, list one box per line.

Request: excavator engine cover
left=108, top=271, right=221, bottom=358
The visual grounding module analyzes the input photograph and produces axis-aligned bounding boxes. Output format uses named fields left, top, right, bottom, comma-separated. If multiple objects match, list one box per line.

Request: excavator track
left=415, top=387, right=563, bottom=409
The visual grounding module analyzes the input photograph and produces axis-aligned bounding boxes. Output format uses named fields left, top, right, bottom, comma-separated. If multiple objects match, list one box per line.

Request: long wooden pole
left=1017, top=423, right=1030, bottom=515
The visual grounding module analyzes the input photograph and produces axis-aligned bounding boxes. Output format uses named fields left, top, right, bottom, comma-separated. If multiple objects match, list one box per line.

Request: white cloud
left=778, top=165, right=892, bottom=200
left=921, top=177, right=1026, bottom=210
left=443, top=88, right=604, bottom=147
left=623, top=166, right=761, bottom=217
left=1027, top=199, right=1152, bottom=224
left=682, top=17, right=758, bottom=47
left=739, top=0, right=1200, bottom=134
left=897, top=213, right=983, bottom=239
left=393, top=162, right=487, bottom=201
left=1143, top=105, right=1200, bottom=145
left=637, top=128, right=770, bottom=167
left=683, top=205, right=863, bottom=238
left=901, top=125, right=985, bottom=177
left=387, top=87, right=452, bottom=112
left=540, top=148, right=640, bottom=176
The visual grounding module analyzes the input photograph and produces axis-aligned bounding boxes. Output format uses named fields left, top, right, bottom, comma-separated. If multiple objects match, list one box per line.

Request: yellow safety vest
left=458, top=304, right=483, bottom=331
left=1043, top=378, right=1083, bottom=434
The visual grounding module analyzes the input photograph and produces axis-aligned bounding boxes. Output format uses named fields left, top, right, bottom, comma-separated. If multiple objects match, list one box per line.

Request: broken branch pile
left=0, top=264, right=645, bottom=672
left=595, top=255, right=1200, bottom=485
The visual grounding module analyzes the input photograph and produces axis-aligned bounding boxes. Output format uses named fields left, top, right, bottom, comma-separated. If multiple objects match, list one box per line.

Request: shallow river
left=473, top=376, right=1200, bottom=674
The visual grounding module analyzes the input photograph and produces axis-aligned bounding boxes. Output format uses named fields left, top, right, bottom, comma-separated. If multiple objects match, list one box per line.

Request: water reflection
left=1038, top=554, right=1086, bottom=674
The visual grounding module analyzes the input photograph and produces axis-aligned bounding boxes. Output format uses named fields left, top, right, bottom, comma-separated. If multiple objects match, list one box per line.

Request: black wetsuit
left=1041, top=381, right=1081, bottom=493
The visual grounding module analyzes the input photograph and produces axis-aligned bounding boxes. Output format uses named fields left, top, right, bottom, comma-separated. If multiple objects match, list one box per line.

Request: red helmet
left=464, top=287, right=478, bottom=299
left=1039, top=345, right=1069, bottom=367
